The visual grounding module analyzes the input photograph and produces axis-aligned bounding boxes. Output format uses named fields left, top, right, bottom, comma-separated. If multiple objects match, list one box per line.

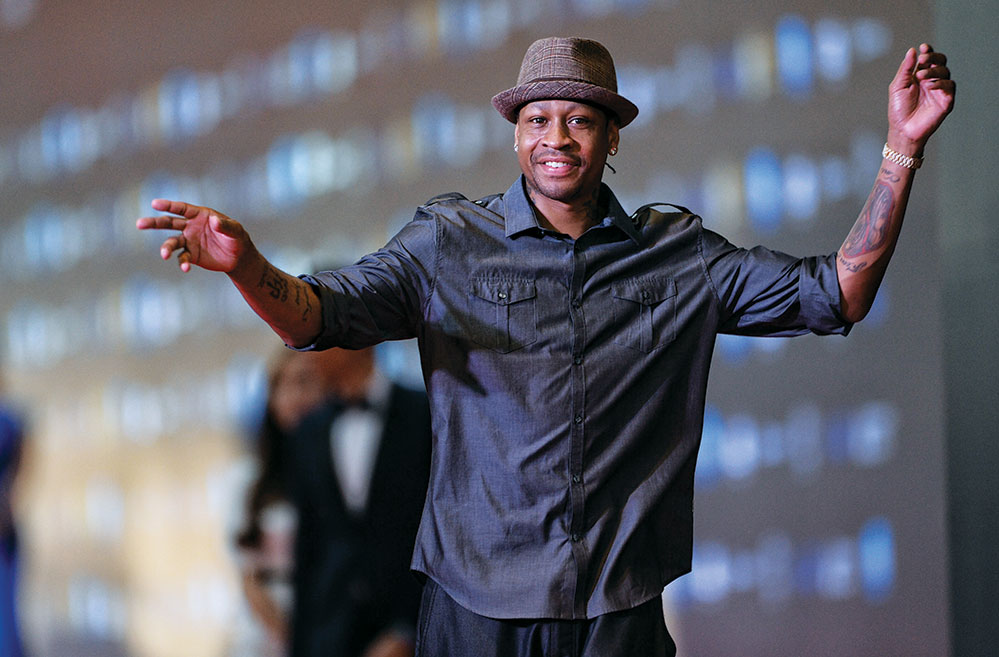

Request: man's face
left=515, top=100, right=619, bottom=206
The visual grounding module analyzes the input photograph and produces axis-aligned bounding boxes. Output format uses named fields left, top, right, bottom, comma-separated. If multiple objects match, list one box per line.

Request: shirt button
left=574, top=415, right=583, bottom=424
left=571, top=533, right=582, bottom=542
left=498, top=291, right=508, bottom=300
left=573, top=356, right=583, bottom=365
left=572, top=474, right=581, bottom=484
left=571, top=299, right=581, bottom=309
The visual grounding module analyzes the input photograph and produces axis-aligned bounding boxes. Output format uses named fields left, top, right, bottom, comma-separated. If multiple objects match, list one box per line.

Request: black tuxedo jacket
left=287, top=383, right=432, bottom=657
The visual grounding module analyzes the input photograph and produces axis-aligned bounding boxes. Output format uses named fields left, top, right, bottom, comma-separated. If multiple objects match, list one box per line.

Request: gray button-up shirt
left=301, top=176, right=851, bottom=620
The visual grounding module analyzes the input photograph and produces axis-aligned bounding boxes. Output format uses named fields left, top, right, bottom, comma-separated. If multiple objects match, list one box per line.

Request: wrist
left=882, top=142, right=923, bottom=170
left=885, top=130, right=925, bottom=159
left=227, top=244, right=266, bottom=284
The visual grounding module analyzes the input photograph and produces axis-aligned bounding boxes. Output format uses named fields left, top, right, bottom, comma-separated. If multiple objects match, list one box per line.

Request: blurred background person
left=287, top=344, right=431, bottom=657
left=229, top=349, right=331, bottom=657
left=1, top=372, right=27, bottom=657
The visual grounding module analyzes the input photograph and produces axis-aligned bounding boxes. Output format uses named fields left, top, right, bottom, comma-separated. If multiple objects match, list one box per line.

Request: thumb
left=209, top=212, right=239, bottom=236
left=891, top=47, right=918, bottom=90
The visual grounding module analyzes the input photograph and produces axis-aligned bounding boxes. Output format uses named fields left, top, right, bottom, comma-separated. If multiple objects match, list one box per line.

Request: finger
left=151, top=198, right=205, bottom=220
left=917, top=51, right=947, bottom=70
left=136, top=215, right=189, bottom=231
left=916, top=65, right=951, bottom=81
left=923, top=78, right=957, bottom=96
left=178, top=250, right=192, bottom=272
left=159, top=235, right=185, bottom=259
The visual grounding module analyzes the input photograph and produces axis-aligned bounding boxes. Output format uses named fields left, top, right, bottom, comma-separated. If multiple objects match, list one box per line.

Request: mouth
left=536, top=158, right=579, bottom=176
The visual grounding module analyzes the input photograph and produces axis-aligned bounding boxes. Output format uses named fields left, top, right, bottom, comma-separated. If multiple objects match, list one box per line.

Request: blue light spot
left=744, top=148, right=783, bottom=234
left=859, top=517, right=895, bottom=603
left=776, top=15, right=814, bottom=98
left=716, top=333, right=751, bottom=364
left=696, top=406, right=724, bottom=490
left=783, top=154, right=819, bottom=223
left=815, top=18, right=852, bottom=83
left=690, top=541, right=732, bottom=604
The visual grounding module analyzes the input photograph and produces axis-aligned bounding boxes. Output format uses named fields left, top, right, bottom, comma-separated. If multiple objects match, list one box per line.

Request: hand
left=361, top=632, right=414, bottom=657
left=136, top=199, right=253, bottom=274
left=887, top=44, right=956, bottom=155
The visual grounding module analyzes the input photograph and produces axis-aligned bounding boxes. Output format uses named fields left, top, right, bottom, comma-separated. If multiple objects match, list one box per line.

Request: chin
left=531, top=178, right=585, bottom=204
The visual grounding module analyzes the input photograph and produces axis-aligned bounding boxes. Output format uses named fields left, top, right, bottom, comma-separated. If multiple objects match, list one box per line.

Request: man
left=138, top=37, right=954, bottom=656
left=287, top=345, right=431, bottom=657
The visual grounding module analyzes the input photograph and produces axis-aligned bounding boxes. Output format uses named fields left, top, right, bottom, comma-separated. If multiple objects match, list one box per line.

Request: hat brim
left=491, top=80, right=639, bottom=127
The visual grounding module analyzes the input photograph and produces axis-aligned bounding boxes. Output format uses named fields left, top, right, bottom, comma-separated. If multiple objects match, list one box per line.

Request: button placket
left=566, top=243, right=588, bottom=616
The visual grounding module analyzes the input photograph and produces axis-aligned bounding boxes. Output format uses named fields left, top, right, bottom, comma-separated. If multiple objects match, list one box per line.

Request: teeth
left=544, top=162, right=569, bottom=168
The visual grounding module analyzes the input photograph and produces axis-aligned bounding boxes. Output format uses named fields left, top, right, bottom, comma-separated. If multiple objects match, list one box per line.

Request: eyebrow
left=519, top=101, right=607, bottom=121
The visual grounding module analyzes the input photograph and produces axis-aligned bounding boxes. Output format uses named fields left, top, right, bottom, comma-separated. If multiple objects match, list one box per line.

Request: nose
left=542, top=120, right=572, bottom=150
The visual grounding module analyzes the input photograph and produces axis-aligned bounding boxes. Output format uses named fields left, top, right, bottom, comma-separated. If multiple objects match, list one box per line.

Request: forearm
left=835, top=41, right=955, bottom=323
left=228, top=249, right=323, bottom=348
left=836, top=137, right=918, bottom=322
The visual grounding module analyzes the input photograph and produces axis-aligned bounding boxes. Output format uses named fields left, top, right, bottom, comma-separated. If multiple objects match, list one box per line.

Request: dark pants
left=415, top=579, right=676, bottom=657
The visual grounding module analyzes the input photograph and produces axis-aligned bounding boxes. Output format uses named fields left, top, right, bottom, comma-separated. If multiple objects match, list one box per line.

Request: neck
left=527, top=185, right=605, bottom=239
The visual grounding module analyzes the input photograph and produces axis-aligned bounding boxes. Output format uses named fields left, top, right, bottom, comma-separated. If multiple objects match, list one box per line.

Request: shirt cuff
left=798, top=253, right=854, bottom=336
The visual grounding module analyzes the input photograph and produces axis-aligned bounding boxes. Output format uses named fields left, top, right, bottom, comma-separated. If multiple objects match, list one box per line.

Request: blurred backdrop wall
left=0, top=0, right=991, bottom=655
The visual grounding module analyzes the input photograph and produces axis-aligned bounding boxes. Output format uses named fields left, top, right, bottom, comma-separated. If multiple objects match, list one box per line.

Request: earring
left=609, top=146, right=618, bottom=156
left=514, top=143, right=519, bottom=152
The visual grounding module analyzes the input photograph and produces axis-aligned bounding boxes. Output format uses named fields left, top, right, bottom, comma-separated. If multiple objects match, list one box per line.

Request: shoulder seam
left=694, top=217, right=724, bottom=309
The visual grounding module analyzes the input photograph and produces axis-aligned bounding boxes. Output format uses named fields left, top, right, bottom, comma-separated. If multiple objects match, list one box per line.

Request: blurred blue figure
left=0, top=395, right=26, bottom=657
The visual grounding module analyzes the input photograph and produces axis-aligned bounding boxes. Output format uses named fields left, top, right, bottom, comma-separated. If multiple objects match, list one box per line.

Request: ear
left=607, top=121, right=620, bottom=153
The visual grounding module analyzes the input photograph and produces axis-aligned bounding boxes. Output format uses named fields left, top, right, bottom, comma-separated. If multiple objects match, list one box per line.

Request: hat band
left=519, top=75, right=615, bottom=90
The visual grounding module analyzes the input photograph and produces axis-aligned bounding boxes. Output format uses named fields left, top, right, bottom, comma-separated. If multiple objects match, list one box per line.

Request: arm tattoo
left=257, top=265, right=289, bottom=302
left=838, top=254, right=868, bottom=273
left=842, top=181, right=895, bottom=258
left=879, top=166, right=902, bottom=183
left=294, top=284, right=313, bottom=323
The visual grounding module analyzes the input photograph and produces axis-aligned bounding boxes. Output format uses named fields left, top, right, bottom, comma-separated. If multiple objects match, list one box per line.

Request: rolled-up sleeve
left=700, top=226, right=853, bottom=337
left=293, top=209, right=437, bottom=351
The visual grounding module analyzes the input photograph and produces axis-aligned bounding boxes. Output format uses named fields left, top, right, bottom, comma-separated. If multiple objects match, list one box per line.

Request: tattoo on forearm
left=842, top=181, right=895, bottom=258
left=838, top=254, right=868, bottom=273
left=258, top=265, right=289, bottom=302
left=294, top=285, right=313, bottom=323
left=879, top=166, right=901, bottom=183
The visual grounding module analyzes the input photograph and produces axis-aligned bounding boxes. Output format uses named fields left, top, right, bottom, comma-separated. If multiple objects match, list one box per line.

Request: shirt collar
left=502, top=176, right=642, bottom=245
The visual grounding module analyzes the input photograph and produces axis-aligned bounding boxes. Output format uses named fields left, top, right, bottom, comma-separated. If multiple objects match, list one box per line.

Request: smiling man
left=137, top=37, right=954, bottom=657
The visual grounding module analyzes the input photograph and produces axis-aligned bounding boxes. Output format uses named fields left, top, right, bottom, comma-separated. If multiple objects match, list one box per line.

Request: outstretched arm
left=136, top=199, right=321, bottom=347
left=836, top=44, right=955, bottom=322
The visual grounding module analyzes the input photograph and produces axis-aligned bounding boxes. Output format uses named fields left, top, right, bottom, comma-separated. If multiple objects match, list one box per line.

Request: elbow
left=842, top=307, right=869, bottom=324
left=839, top=292, right=874, bottom=324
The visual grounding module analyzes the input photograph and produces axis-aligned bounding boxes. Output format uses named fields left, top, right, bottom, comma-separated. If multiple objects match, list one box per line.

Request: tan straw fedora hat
left=491, top=37, right=639, bottom=127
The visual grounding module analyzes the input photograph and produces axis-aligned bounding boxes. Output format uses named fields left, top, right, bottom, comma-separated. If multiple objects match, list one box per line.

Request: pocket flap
left=611, top=278, right=677, bottom=305
left=470, top=278, right=537, bottom=305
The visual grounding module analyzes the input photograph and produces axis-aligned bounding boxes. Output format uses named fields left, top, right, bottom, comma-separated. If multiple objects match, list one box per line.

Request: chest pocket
left=611, top=277, right=677, bottom=353
left=468, top=278, right=538, bottom=353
